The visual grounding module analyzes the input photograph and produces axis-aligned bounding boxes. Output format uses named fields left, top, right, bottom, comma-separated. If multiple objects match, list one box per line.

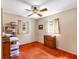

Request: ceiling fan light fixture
left=25, top=5, right=48, bottom=17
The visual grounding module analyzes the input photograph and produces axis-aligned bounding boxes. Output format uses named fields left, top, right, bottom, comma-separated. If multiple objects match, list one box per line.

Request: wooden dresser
left=44, top=35, right=56, bottom=49
left=2, top=40, right=10, bottom=59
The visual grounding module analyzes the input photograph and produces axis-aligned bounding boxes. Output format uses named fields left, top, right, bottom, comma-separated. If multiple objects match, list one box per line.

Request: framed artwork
left=38, top=25, right=43, bottom=30
left=18, top=20, right=29, bottom=34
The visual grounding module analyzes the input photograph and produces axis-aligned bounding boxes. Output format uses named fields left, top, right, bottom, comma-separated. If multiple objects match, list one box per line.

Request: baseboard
left=19, top=41, right=41, bottom=46
left=57, top=47, right=77, bottom=56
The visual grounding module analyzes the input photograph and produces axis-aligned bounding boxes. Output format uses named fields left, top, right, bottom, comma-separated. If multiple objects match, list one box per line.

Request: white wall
left=35, top=8, right=77, bottom=55
left=35, top=19, right=47, bottom=43
left=3, top=12, right=36, bottom=45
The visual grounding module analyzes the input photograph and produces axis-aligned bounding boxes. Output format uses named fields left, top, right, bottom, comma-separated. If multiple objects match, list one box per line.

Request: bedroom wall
left=3, top=12, right=36, bottom=45
left=35, top=8, right=77, bottom=55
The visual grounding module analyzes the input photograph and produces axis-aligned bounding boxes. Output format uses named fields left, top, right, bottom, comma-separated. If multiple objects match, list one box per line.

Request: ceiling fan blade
left=39, top=8, right=48, bottom=12
left=37, top=13, right=42, bottom=16
left=27, top=13, right=33, bottom=16
left=25, top=9, right=31, bottom=11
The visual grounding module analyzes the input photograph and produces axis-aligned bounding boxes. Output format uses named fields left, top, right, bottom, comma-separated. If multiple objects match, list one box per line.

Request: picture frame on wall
left=38, top=25, right=43, bottom=30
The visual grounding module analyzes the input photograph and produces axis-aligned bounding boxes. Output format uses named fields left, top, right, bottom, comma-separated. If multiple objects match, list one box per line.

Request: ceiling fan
left=25, top=5, right=48, bottom=16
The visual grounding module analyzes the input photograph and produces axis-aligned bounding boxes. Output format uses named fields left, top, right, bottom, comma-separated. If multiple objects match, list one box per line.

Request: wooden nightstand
left=44, top=35, right=56, bottom=49
left=2, top=40, right=10, bottom=59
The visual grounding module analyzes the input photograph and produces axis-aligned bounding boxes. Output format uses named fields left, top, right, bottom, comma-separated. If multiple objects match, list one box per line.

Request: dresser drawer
left=44, top=35, right=56, bottom=48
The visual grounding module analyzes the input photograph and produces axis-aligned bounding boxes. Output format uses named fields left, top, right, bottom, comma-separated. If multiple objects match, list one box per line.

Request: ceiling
left=1, top=0, right=77, bottom=19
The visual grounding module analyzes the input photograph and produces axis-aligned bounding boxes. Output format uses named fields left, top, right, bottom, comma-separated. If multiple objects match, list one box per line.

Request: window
left=47, top=18, right=60, bottom=36
left=18, top=20, right=29, bottom=34
left=47, top=21, right=54, bottom=35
